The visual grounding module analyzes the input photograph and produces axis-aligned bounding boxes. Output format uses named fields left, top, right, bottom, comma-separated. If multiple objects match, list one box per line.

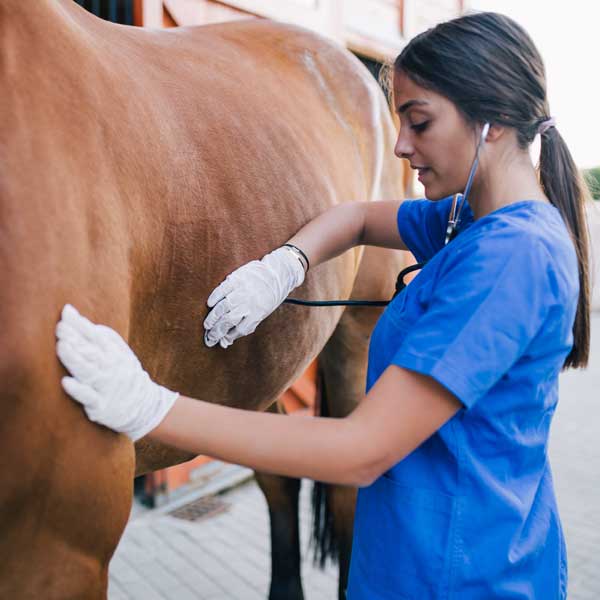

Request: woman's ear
left=485, top=123, right=505, bottom=142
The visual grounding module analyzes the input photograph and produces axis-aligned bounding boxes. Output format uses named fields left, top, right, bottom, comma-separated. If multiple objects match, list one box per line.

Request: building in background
left=77, top=0, right=465, bottom=62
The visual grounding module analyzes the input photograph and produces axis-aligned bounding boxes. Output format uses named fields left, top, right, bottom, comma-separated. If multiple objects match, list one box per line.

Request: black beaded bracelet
left=283, top=243, right=310, bottom=272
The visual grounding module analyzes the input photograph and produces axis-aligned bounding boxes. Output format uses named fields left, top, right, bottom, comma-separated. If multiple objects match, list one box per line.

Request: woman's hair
left=393, top=11, right=590, bottom=369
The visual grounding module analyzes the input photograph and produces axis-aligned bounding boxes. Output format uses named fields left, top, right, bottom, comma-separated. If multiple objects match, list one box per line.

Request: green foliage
left=584, top=167, right=600, bottom=200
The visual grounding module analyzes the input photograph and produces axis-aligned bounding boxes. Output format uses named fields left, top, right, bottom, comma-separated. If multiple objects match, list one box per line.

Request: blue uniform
left=347, top=198, right=578, bottom=599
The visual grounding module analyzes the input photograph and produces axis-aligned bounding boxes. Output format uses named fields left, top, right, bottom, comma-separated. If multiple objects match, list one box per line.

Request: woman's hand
left=203, top=246, right=306, bottom=349
left=56, top=304, right=179, bottom=441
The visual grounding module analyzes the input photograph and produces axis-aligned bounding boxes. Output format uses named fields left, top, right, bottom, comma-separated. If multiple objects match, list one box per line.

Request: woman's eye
left=411, top=121, right=429, bottom=133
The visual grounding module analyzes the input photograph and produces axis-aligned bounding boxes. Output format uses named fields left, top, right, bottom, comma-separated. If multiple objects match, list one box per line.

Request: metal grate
left=74, top=0, right=134, bottom=25
left=169, top=495, right=231, bottom=522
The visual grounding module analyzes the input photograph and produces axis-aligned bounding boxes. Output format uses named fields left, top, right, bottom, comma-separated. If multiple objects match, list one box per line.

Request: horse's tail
left=310, top=367, right=339, bottom=568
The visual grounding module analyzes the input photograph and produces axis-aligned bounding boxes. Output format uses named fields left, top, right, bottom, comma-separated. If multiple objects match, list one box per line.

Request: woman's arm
left=203, top=199, right=408, bottom=348
left=56, top=305, right=461, bottom=486
left=286, top=200, right=407, bottom=269
left=151, top=364, right=461, bottom=487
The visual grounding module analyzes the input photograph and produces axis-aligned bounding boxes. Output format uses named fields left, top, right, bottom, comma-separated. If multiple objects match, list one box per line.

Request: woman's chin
left=423, top=186, right=446, bottom=201
left=424, top=184, right=460, bottom=202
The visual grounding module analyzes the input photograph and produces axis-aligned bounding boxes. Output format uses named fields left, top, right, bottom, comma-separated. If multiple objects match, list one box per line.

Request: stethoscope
left=283, top=123, right=490, bottom=308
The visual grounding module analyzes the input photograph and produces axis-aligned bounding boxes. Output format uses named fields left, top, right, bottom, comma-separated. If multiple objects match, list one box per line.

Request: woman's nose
left=394, top=129, right=413, bottom=159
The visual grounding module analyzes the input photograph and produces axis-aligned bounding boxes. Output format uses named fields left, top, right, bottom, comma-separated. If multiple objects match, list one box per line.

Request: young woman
left=56, top=12, right=589, bottom=599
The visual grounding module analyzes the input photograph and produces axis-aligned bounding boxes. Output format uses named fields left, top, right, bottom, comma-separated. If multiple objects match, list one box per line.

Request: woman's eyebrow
left=396, top=99, right=430, bottom=114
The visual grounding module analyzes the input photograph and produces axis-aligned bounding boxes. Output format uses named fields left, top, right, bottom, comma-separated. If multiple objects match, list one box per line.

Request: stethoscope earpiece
left=481, top=122, right=491, bottom=143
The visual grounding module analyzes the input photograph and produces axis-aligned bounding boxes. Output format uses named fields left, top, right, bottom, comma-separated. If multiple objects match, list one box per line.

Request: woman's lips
left=417, top=167, right=431, bottom=182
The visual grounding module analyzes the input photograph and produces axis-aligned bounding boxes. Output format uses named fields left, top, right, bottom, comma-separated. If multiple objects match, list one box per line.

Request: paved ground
left=109, top=478, right=336, bottom=600
left=549, top=313, right=600, bottom=600
left=109, top=314, right=600, bottom=600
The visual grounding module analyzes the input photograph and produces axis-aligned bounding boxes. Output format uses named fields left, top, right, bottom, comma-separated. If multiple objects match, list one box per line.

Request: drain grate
left=169, top=495, right=230, bottom=522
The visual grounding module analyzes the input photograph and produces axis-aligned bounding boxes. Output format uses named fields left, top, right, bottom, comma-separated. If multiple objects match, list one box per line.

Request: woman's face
left=392, top=70, right=480, bottom=201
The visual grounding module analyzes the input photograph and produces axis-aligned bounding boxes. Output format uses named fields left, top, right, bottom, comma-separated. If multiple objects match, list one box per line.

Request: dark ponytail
left=538, top=127, right=590, bottom=368
left=394, top=11, right=590, bottom=368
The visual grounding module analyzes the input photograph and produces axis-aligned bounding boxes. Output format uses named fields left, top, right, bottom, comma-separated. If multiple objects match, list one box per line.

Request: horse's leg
left=0, top=358, right=134, bottom=599
left=312, top=245, right=406, bottom=600
left=255, top=434, right=304, bottom=600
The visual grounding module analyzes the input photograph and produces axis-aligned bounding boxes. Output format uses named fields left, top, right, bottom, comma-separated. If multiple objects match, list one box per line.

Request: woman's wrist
left=282, top=243, right=310, bottom=273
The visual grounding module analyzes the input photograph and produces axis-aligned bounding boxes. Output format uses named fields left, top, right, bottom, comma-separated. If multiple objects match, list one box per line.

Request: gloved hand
left=55, top=304, right=179, bottom=441
left=203, top=246, right=306, bottom=349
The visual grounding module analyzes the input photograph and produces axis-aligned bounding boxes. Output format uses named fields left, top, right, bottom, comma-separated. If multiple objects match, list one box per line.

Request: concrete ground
left=109, top=314, right=600, bottom=600
left=549, top=313, right=600, bottom=599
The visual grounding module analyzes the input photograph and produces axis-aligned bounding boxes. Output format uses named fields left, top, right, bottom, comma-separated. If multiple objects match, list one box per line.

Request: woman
left=56, top=12, right=589, bottom=599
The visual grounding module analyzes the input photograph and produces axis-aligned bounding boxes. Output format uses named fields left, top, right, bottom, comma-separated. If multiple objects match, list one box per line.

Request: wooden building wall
left=135, top=0, right=465, bottom=62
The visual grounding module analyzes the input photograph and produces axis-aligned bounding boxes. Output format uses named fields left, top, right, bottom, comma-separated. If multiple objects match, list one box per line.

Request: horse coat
left=0, top=1, right=406, bottom=596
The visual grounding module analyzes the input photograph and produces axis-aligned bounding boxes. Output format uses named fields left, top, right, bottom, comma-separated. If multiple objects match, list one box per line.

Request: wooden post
left=133, top=0, right=142, bottom=25
left=398, top=0, right=404, bottom=37
left=133, top=0, right=163, bottom=27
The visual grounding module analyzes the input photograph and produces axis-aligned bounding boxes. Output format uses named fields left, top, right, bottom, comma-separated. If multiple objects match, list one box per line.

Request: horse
left=0, top=1, right=407, bottom=597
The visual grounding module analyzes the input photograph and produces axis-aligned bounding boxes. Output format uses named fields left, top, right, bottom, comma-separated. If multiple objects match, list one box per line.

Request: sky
left=468, top=0, right=599, bottom=169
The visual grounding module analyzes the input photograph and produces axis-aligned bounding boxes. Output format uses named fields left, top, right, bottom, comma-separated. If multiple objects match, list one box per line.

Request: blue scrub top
left=347, top=197, right=579, bottom=600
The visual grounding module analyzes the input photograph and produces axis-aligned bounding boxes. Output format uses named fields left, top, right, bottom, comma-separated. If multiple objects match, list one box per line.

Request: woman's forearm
left=150, top=395, right=375, bottom=487
left=286, top=202, right=367, bottom=269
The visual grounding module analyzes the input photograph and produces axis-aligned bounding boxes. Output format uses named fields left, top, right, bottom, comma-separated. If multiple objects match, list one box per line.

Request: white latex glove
left=55, top=304, right=179, bottom=441
left=203, top=246, right=306, bottom=349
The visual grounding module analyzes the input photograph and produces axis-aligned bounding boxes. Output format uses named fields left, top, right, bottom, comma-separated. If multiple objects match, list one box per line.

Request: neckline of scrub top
left=472, top=199, right=558, bottom=221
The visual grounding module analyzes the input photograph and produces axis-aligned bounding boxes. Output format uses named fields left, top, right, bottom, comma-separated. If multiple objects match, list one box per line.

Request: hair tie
left=537, top=117, right=556, bottom=135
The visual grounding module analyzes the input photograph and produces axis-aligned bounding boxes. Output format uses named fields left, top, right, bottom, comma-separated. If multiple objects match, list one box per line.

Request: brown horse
left=0, top=1, right=406, bottom=597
